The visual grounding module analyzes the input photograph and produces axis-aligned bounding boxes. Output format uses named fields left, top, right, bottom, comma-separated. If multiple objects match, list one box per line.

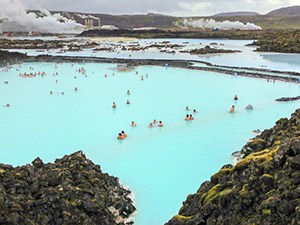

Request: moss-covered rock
left=0, top=151, right=135, bottom=225
left=166, top=109, right=300, bottom=225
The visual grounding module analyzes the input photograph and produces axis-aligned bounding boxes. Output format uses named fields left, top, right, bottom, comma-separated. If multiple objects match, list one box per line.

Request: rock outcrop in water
left=0, top=151, right=135, bottom=225
left=276, top=96, right=300, bottom=102
left=166, top=109, right=300, bottom=225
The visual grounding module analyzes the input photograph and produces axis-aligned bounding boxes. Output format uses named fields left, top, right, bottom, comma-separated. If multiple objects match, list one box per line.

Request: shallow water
left=0, top=62, right=299, bottom=225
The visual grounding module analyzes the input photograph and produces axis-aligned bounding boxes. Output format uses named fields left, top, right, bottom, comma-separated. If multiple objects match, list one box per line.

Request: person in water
left=185, top=114, right=190, bottom=121
left=117, top=133, right=125, bottom=140
left=149, top=123, right=154, bottom=128
left=50, top=91, right=53, bottom=95
left=186, top=106, right=189, bottom=111
left=158, top=121, right=164, bottom=127
left=153, top=119, right=157, bottom=124
left=4, top=104, right=10, bottom=107
left=230, top=105, right=235, bottom=113
left=193, top=109, right=198, bottom=114
left=121, top=131, right=127, bottom=138
left=131, top=121, right=137, bottom=127
left=234, top=95, right=238, bottom=100
left=112, top=102, right=116, bottom=108
left=74, top=87, right=78, bottom=92
left=127, top=90, right=131, bottom=95
left=189, top=114, right=194, bottom=120
left=126, top=100, right=130, bottom=104
left=61, top=92, right=64, bottom=95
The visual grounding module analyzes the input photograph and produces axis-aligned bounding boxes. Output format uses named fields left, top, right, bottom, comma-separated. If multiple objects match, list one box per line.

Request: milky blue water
left=8, top=38, right=300, bottom=73
left=0, top=61, right=299, bottom=225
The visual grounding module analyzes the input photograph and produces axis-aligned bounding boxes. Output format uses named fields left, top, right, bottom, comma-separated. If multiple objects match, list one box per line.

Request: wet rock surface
left=276, top=96, right=300, bottom=102
left=0, top=151, right=135, bottom=225
left=166, top=109, right=300, bottom=225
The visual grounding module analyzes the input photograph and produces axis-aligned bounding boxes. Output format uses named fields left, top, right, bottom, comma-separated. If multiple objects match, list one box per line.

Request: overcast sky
left=21, top=0, right=299, bottom=16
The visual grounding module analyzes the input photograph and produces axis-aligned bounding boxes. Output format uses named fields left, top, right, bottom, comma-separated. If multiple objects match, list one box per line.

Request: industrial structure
left=84, top=17, right=101, bottom=29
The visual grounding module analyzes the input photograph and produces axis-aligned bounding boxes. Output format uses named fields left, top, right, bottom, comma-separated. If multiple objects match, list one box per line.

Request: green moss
left=90, top=178, right=100, bottom=184
left=173, top=215, right=192, bottom=222
left=239, top=184, right=249, bottom=197
left=202, top=185, right=233, bottom=204
left=211, top=168, right=231, bottom=181
left=262, top=209, right=271, bottom=215
left=234, top=147, right=278, bottom=171
left=262, top=174, right=273, bottom=179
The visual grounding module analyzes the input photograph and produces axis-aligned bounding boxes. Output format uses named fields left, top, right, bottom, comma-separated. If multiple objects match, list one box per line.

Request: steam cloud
left=181, top=18, right=261, bottom=30
left=0, top=0, right=84, bottom=33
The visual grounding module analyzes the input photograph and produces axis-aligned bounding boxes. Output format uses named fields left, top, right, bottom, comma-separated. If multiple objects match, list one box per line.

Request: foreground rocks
left=166, top=109, right=300, bottom=225
left=0, top=151, right=135, bottom=225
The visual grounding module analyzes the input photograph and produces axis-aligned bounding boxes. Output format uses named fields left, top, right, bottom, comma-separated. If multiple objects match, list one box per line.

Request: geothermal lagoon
left=0, top=58, right=299, bottom=224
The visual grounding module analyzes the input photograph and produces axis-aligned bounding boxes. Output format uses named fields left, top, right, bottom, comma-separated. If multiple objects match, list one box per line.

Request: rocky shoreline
left=166, top=108, right=300, bottom=225
left=0, top=151, right=135, bottom=225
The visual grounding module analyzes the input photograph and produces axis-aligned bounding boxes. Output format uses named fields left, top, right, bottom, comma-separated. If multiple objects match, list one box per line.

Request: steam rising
left=181, top=18, right=261, bottom=30
left=0, top=0, right=84, bottom=33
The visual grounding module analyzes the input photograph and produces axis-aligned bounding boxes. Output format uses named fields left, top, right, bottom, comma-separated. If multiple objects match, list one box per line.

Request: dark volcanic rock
left=0, top=151, right=135, bottom=225
left=276, top=96, right=300, bottom=102
left=166, top=109, right=300, bottom=225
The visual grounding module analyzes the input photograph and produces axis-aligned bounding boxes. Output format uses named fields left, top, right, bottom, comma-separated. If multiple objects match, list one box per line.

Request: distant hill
left=26, top=6, right=300, bottom=31
left=267, top=5, right=300, bottom=16
left=213, top=11, right=259, bottom=17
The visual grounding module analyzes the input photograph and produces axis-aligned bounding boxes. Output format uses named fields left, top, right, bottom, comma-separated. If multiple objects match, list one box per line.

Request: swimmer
left=4, top=104, right=10, bottom=107
left=186, top=106, right=189, bottom=111
left=185, top=114, right=190, bottom=121
left=229, top=105, right=235, bottom=113
left=121, top=131, right=127, bottom=138
left=4, top=81, right=8, bottom=84
left=61, top=92, right=64, bottom=95
left=74, top=76, right=77, bottom=79
left=126, top=100, right=130, bottom=104
left=74, top=87, right=78, bottom=92
left=112, top=102, right=117, bottom=108
left=50, top=91, right=53, bottom=95
left=193, top=109, right=198, bottom=114
left=141, top=75, right=144, bottom=81
left=131, top=121, right=137, bottom=127
left=153, top=119, right=157, bottom=124
left=189, top=114, right=194, bottom=120
left=234, top=95, right=238, bottom=100
left=127, top=90, right=131, bottom=95
left=117, top=133, right=125, bottom=140
left=158, top=121, right=164, bottom=127
left=149, top=123, right=154, bottom=128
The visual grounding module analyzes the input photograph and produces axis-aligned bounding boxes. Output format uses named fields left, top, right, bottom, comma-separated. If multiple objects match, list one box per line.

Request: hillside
left=213, top=11, right=259, bottom=17
left=267, top=5, right=300, bottom=16
left=166, top=109, right=300, bottom=225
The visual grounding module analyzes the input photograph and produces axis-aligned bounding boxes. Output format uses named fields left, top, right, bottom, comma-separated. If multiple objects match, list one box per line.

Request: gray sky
left=22, top=0, right=299, bottom=16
